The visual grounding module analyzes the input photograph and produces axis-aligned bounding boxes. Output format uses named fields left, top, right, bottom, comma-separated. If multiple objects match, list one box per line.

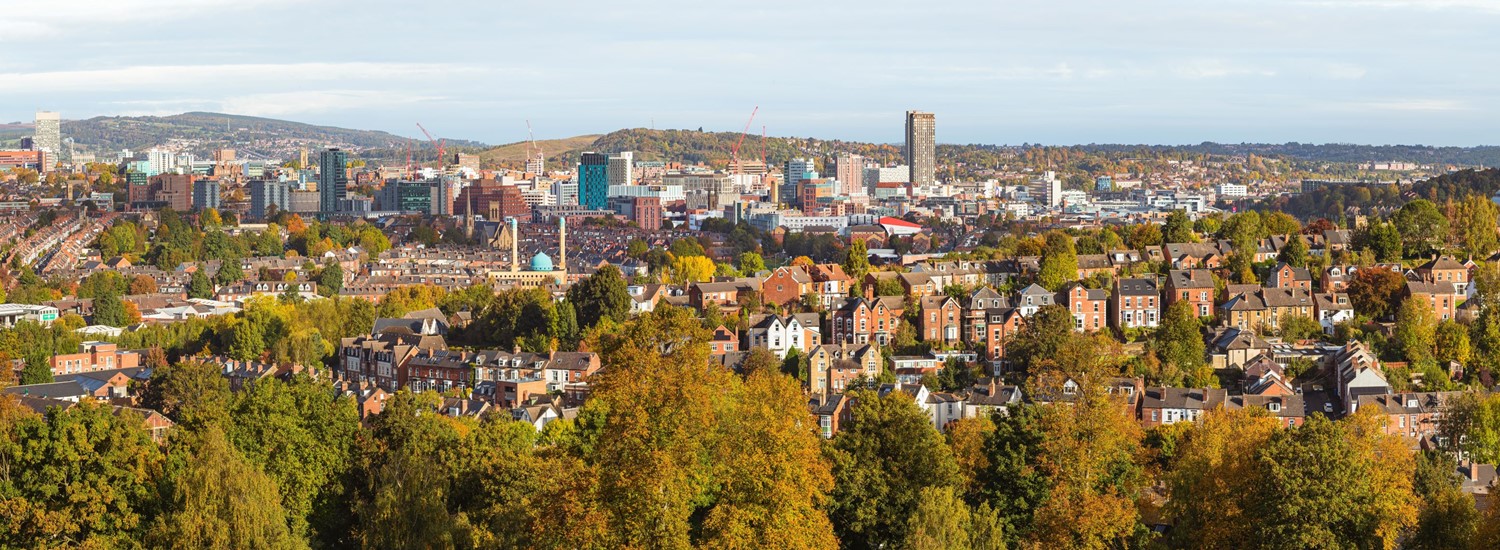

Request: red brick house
left=1166, top=269, right=1216, bottom=318
left=710, top=325, right=739, bottom=355
left=918, top=295, right=962, bottom=344
left=761, top=266, right=815, bottom=307
left=1063, top=284, right=1108, bottom=332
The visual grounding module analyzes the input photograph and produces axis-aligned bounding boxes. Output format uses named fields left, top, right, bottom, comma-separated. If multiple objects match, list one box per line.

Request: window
left=1151, top=410, right=1159, bottom=422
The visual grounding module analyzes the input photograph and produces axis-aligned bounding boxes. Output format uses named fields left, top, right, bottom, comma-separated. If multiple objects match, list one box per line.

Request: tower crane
left=730, top=106, right=758, bottom=175
left=526, top=119, right=544, bottom=172
left=416, top=123, right=446, bottom=169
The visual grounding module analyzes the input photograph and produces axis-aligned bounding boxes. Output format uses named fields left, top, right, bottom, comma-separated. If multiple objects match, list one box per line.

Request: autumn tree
left=129, top=274, right=159, bottom=295
left=843, top=238, right=870, bottom=281
left=1163, top=408, right=1281, bottom=548
left=1347, top=267, right=1407, bottom=319
left=1395, top=297, right=1437, bottom=364
left=1393, top=200, right=1450, bottom=257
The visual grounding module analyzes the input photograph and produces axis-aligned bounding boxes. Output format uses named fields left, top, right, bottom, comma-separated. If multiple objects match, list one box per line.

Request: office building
left=193, top=179, right=221, bottom=211
left=552, top=181, right=579, bottom=206
left=905, top=110, right=936, bottom=186
left=377, top=180, right=435, bottom=214
left=456, top=179, right=531, bottom=221
left=608, top=152, right=634, bottom=186
left=250, top=180, right=290, bottom=220
left=33, top=111, right=60, bottom=170
left=318, top=148, right=349, bottom=215
left=1216, top=183, right=1248, bottom=197
left=782, top=158, right=816, bottom=207
left=578, top=152, right=609, bottom=210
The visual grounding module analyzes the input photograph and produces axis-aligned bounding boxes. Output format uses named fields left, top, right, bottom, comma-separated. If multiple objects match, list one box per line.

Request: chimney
left=509, top=217, right=519, bottom=272
left=558, top=216, right=567, bottom=273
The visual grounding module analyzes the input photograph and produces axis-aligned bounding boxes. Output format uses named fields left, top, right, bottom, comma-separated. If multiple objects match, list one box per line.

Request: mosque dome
left=530, top=252, right=554, bottom=272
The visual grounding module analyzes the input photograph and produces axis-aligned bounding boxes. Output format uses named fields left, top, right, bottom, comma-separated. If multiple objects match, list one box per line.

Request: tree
left=1347, top=267, right=1407, bottom=319
left=1278, top=313, right=1323, bottom=342
left=1004, top=304, right=1075, bottom=378
left=903, top=486, right=995, bottom=550
left=828, top=389, right=960, bottom=549
left=1037, top=231, right=1078, bottom=292
left=188, top=268, right=213, bottom=300
left=1459, top=195, right=1500, bottom=259
left=566, top=265, right=632, bottom=329
left=1025, top=389, right=1145, bottom=549
left=1152, top=300, right=1208, bottom=387
left=1277, top=234, right=1309, bottom=269
left=669, top=237, right=706, bottom=257
left=1263, top=211, right=1302, bottom=236
left=128, top=274, right=158, bottom=295
left=19, top=355, right=53, bottom=385
left=737, top=251, right=766, bottom=274
left=1243, top=412, right=1417, bottom=549
left=627, top=238, right=649, bottom=259
left=700, top=369, right=837, bottom=549
left=0, top=401, right=164, bottom=547
left=317, top=263, right=343, bottom=297
left=141, top=359, right=233, bottom=430
left=147, top=426, right=299, bottom=548
left=947, top=416, right=996, bottom=497
left=215, top=258, right=245, bottom=286
left=1162, top=210, right=1197, bottom=243
left=1407, top=450, right=1479, bottom=550
left=1395, top=296, right=1437, bottom=364
left=93, top=290, right=129, bottom=327
left=1361, top=222, right=1403, bottom=263
left=1164, top=408, right=1281, bottom=548
left=844, top=239, right=871, bottom=281
left=740, top=347, right=780, bottom=376
left=1437, top=392, right=1500, bottom=464
left=668, top=254, right=715, bottom=285
left=1393, top=200, right=1449, bottom=257
left=1434, top=320, right=1471, bottom=366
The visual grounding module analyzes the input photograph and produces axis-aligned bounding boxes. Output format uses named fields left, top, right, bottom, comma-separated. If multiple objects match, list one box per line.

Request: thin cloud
left=0, top=63, right=487, bottom=93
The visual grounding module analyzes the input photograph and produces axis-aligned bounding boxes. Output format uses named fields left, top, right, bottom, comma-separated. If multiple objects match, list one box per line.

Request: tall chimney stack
left=509, top=217, right=519, bottom=272
left=558, top=217, right=567, bottom=273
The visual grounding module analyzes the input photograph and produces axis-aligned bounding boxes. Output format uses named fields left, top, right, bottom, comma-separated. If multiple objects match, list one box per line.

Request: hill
left=47, top=112, right=488, bottom=160
left=1262, top=168, right=1500, bottom=220
left=478, top=135, right=601, bottom=166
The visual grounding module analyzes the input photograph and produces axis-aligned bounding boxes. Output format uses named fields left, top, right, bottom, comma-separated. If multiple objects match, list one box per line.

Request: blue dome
left=529, top=252, right=554, bottom=272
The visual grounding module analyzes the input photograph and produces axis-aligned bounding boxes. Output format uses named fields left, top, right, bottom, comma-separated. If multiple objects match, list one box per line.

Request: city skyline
left=4, top=0, right=1500, bottom=147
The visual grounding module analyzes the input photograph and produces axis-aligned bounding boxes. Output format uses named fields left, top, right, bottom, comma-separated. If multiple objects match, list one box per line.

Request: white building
left=1216, top=183, right=1248, bottom=197
left=147, top=148, right=175, bottom=176
left=607, top=152, right=634, bottom=186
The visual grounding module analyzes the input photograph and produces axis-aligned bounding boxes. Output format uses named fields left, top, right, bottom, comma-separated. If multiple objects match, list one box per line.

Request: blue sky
left=4, top=0, right=1498, bottom=146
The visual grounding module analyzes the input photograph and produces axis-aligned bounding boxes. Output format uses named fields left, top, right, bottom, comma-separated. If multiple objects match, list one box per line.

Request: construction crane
left=416, top=123, right=446, bottom=170
left=526, top=119, right=543, bottom=172
left=730, top=106, right=758, bottom=175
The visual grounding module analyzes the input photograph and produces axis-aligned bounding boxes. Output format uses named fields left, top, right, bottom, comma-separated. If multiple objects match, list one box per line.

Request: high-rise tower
left=319, top=148, right=349, bottom=215
left=905, top=110, right=935, bottom=186
left=33, top=111, right=60, bottom=170
left=578, top=152, right=609, bottom=210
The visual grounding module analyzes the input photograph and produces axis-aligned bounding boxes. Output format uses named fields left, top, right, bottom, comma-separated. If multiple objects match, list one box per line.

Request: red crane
left=416, top=123, right=446, bottom=169
left=730, top=106, right=758, bottom=174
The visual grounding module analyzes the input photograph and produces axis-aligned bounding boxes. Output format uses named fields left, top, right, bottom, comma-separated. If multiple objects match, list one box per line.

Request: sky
left=3, top=0, right=1498, bottom=146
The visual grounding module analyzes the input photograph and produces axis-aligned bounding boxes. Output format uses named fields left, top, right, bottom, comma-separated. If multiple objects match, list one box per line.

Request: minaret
left=558, top=217, right=567, bottom=273
left=510, top=217, right=520, bottom=273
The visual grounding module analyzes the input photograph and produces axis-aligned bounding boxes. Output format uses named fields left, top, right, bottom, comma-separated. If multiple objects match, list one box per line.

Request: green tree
left=147, top=426, right=301, bottom=549
left=1243, top=413, right=1417, bottom=549
left=1408, top=450, right=1479, bottom=550
left=1277, top=234, right=1309, bottom=269
left=1263, top=211, right=1302, bottom=237
left=1278, top=313, right=1323, bottom=342
left=1153, top=300, right=1208, bottom=387
left=317, top=263, right=343, bottom=297
left=93, top=290, right=129, bottom=327
left=566, top=264, right=632, bottom=329
left=1434, top=320, right=1471, bottom=366
left=1162, top=210, right=1197, bottom=243
left=1459, top=195, right=1500, bottom=259
left=827, top=389, right=960, bottom=549
left=1004, top=304, right=1075, bottom=378
left=188, top=268, right=213, bottom=300
left=904, top=486, right=975, bottom=550
left=1037, top=231, right=1078, bottom=291
left=844, top=239, right=871, bottom=281
left=141, top=359, right=233, bottom=430
left=1393, top=200, right=1450, bottom=257
left=0, top=401, right=164, bottom=547
left=738, top=251, right=767, bottom=274
left=1361, top=222, right=1404, bottom=263
left=627, top=238, right=649, bottom=259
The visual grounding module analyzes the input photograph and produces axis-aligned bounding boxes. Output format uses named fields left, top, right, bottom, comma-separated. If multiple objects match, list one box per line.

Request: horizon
left=5, top=1, right=1499, bottom=147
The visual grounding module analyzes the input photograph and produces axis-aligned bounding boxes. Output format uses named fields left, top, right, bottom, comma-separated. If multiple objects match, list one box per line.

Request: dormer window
left=1268, top=402, right=1281, bottom=412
